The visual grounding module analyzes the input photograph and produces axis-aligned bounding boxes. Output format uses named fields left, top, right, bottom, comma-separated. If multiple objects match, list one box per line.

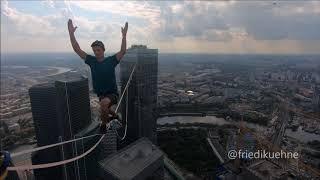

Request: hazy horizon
left=2, top=51, right=320, bottom=56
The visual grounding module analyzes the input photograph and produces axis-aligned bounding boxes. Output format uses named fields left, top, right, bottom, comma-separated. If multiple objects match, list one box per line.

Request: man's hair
left=91, top=40, right=105, bottom=51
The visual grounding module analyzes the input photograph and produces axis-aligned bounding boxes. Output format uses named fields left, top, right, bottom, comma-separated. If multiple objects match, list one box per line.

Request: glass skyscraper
left=120, top=45, right=158, bottom=148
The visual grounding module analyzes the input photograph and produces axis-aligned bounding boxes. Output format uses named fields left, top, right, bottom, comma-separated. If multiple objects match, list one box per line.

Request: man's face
left=92, top=46, right=104, bottom=59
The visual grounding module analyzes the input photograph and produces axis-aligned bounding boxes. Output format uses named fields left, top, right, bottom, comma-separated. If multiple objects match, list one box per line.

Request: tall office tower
left=55, top=77, right=91, bottom=140
left=55, top=77, right=92, bottom=180
left=31, top=149, right=62, bottom=180
left=120, top=45, right=158, bottom=147
left=29, top=76, right=93, bottom=180
left=29, top=83, right=64, bottom=180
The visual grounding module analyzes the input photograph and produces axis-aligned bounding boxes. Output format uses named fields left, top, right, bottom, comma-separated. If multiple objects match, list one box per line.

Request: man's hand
left=116, top=22, right=128, bottom=61
left=121, top=22, right=128, bottom=37
left=68, top=19, right=77, bottom=34
left=68, top=19, right=87, bottom=60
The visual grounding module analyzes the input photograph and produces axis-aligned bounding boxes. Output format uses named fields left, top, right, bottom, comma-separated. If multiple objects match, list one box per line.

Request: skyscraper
left=29, top=77, right=92, bottom=145
left=29, top=83, right=64, bottom=180
left=55, top=77, right=92, bottom=140
left=120, top=45, right=158, bottom=147
left=29, top=76, right=94, bottom=180
left=29, top=83, right=60, bottom=146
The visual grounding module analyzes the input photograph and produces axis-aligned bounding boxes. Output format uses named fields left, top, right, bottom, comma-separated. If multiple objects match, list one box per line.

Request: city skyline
left=1, top=0, right=320, bottom=54
left=1, top=48, right=320, bottom=179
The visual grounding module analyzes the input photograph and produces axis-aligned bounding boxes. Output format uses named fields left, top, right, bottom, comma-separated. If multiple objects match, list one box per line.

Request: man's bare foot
left=109, top=119, right=122, bottom=130
left=109, top=113, right=121, bottom=121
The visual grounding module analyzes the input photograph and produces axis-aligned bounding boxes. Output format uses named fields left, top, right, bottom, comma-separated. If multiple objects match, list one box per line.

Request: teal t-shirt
left=85, top=54, right=119, bottom=95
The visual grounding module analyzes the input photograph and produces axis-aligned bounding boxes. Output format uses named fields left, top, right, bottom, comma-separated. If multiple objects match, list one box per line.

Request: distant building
left=98, top=137, right=164, bottom=180
left=242, top=133, right=256, bottom=159
left=120, top=45, right=158, bottom=147
left=313, top=85, right=320, bottom=112
left=7, top=123, right=20, bottom=133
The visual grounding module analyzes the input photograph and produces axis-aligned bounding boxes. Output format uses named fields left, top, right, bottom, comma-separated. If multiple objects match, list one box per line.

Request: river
left=3, top=65, right=72, bottom=77
left=157, top=116, right=320, bottom=143
left=44, top=66, right=71, bottom=77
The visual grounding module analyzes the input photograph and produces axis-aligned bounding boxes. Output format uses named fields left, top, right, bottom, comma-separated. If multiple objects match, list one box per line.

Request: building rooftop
left=126, top=44, right=158, bottom=54
left=130, top=45, right=147, bottom=49
left=30, top=74, right=87, bottom=89
left=55, top=74, right=87, bottom=83
left=99, top=137, right=163, bottom=179
left=30, top=82, right=55, bottom=89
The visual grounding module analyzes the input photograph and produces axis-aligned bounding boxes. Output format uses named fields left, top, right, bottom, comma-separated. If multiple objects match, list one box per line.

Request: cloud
left=41, top=0, right=55, bottom=9
left=69, top=1, right=161, bottom=28
left=0, top=0, right=127, bottom=52
left=67, top=1, right=161, bottom=44
left=1, top=0, right=56, bottom=36
left=154, top=1, right=235, bottom=42
left=1, top=0, right=320, bottom=53
left=153, top=1, right=320, bottom=42
left=225, top=1, right=320, bottom=40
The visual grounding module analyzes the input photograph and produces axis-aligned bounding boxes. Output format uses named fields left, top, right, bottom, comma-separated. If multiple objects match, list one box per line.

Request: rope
left=81, top=138, right=87, bottom=180
left=7, top=63, right=137, bottom=171
left=7, top=135, right=105, bottom=171
left=115, top=64, right=136, bottom=140
left=117, top=90, right=129, bottom=141
left=64, top=81, right=77, bottom=175
left=10, top=134, right=101, bottom=158
left=115, top=64, right=136, bottom=112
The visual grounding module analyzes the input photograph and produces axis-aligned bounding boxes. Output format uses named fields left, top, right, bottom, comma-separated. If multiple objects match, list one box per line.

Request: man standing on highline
left=67, top=19, right=128, bottom=133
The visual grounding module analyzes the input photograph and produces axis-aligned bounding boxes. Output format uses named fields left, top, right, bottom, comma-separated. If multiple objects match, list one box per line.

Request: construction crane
left=236, top=120, right=320, bottom=178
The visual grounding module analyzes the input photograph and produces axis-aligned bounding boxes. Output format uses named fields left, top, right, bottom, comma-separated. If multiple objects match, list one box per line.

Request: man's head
left=91, top=40, right=105, bottom=59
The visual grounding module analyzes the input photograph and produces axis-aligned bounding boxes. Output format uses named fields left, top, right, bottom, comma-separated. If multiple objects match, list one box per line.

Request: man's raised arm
left=116, top=22, right=128, bottom=61
left=68, top=19, right=87, bottom=60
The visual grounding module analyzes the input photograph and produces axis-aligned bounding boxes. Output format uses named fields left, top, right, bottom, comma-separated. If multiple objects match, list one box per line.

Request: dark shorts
left=97, top=92, right=118, bottom=105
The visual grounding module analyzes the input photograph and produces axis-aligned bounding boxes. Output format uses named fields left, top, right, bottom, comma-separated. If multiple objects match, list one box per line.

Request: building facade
left=120, top=45, right=158, bottom=147
left=29, top=76, right=100, bottom=180
left=29, top=83, right=64, bottom=180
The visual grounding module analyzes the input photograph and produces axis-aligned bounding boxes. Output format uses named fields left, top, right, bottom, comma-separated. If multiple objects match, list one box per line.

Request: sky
left=1, top=0, right=320, bottom=54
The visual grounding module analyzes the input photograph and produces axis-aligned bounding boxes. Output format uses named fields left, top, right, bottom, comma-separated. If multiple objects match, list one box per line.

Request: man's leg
left=106, top=94, right=119, bottom=120
left=99, top=97, right=112, bottom=131
left=108, top=106, right=117, bottom=119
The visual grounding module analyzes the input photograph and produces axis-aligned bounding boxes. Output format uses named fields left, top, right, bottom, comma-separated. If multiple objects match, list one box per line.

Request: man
left=0, top=151, right=10, bottom=180
left=67, top=19, right=128, bottom=133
